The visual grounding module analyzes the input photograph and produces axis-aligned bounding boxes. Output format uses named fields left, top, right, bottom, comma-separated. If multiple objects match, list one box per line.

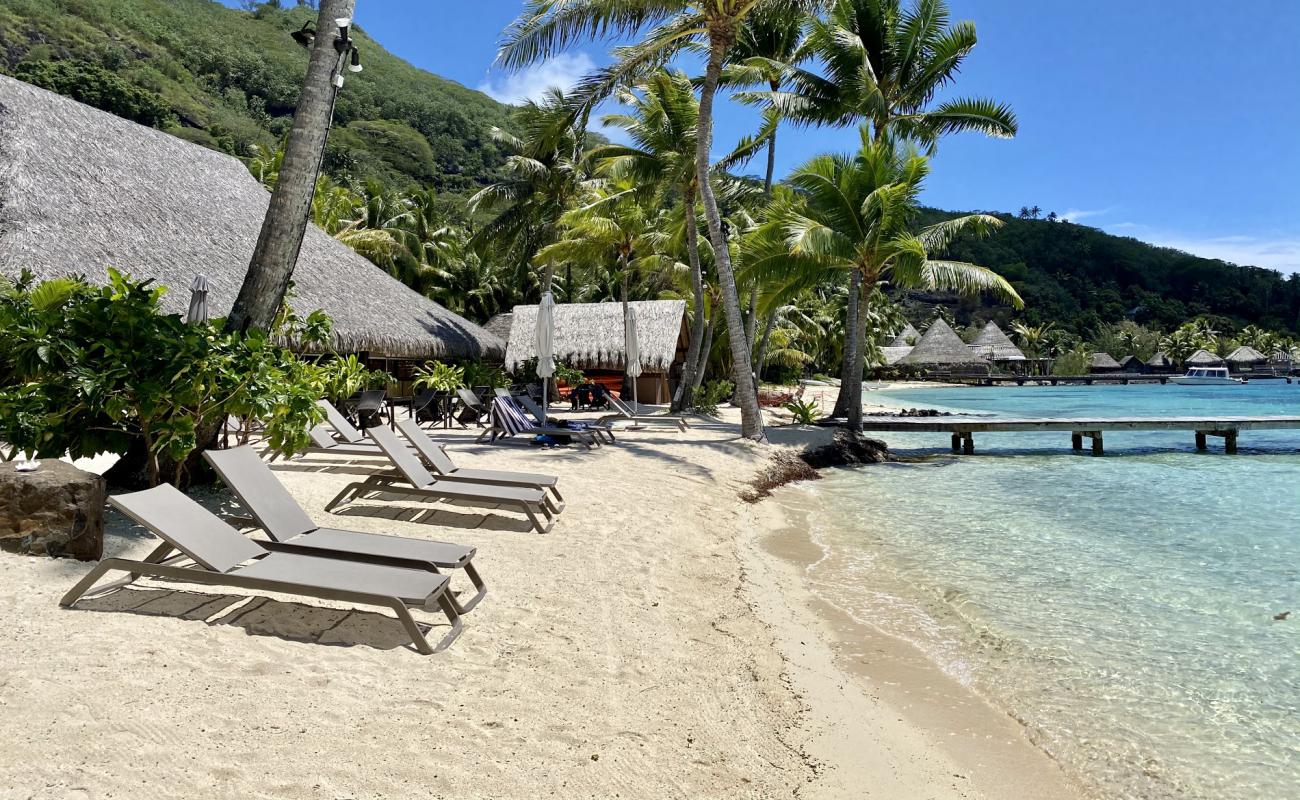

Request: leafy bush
left=13, top=59, right=174, bottom=128
left=463, top=361, right=509, bottom=388
left=783, top=398, right=821, bottom=425
left=513, top=356, right=583, bottom=387
left=413, top=360, right=464, bottom=392
left=0, top=269, right=325, bottom=486
left=691, top=379, right=734, bottom=416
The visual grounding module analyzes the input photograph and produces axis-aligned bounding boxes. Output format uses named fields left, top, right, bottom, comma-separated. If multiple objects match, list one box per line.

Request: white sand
left=0, top=402, right=1082, bottom=799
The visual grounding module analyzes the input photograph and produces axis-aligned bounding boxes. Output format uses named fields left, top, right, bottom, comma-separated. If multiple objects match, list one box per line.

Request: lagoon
left=779, top=382, right=1300, bottom=798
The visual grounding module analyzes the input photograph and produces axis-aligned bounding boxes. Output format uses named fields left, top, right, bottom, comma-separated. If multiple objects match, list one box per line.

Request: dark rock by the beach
left=863, top=407, right=952, bottom=418
left=0, top=460, right=105, bottom=560
left=800, top=430, right=893, bottom=469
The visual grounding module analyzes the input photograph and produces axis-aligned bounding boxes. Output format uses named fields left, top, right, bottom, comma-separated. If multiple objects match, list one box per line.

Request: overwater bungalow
left=899, top=319, right=991, bottom=377
left=1089, top=352, right=1122, bottom=373
left=1225, top=345, right=1268, bottom=372
left=1186, top=349, right=1226, bottom=368
left=1145, top=351, right=1176, bottom=374
left=503, top=300, right=688, bottom=404
left=0, top=75, right=503, bottom=372
left=968, top=321, right=1027, bottom=368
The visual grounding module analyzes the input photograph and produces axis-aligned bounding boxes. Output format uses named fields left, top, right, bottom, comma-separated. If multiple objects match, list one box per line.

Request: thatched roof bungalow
left=504, top=300, right=688, bottom=404
left=900, top=319, right=989, bottom=374
left=1225, top=345, right=1267, bottom=366
left=1145, top=351, right=1175, bottom=373
left=968, top=321, right=1026, bottom=362
left=483, top=312, right=514, bottom=343
left=879, top=346, right=912, bottom=366
left=1186, top=349, right=1225, bottom=367
left=0, top=75, right=502, bottom=361
left=1090, top=352, right=1122, bottom=373
left=888, top=322, right=921, bottom=348
left=1118, top=355, right=1146, bottom=373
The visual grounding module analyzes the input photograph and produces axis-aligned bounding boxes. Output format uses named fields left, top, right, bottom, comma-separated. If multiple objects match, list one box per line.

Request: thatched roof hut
left=900, top=319, right=989, bottom=366
left=1146, top=351, right=1174, bottom=369
left=504, top=300, right=687, bottom=373
left=483, top=312, right=514, bottom=343
left=968, top=321, right=1026, bottom=361
left=880, top=346, right=912, bottom=365
left=0, top=75, right=502, bottom=360
left=1118, top=355, right=1146, bottom=373
left=1090, top=352, right=1122, bottom=372
left=1186, top=349, right=1225, bottom=367
left=888, top=322, right=921, bottom=347
left=1225, top=345, right=1267, bottom=365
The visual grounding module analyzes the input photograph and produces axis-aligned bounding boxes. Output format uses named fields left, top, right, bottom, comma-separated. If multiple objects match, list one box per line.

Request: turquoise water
left=785, top=382, right=1300, bottom=799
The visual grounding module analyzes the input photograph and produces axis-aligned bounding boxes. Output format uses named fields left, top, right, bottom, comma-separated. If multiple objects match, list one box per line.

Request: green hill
left=916, top=210, right=1300, bottom=338
left=0, top=0, right=514, bottom=193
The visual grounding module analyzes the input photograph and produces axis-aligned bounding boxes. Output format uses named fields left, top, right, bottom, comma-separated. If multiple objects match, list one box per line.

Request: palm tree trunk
left=846, top=274, right=875, bottom=430
left=832, top=270, right=862, bottom=418
left=225, top=0, right=355, bottom=334
left=751, top=99, right=779, bottom=377
left=672, top=187, right=706, bottom=412
left=754, top=310, right=776, bottom=381
left=693, top=313, right=717, bottom=391
left=697, top=27, right=765, bottom=442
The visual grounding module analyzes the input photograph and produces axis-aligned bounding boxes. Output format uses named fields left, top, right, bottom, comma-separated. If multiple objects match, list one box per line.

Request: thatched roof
left=483, top=312, right=514, bottom=343
left=880, top=346, right=912, bottom=365
left=968, top=321, right=1026, bottom=361
left=1146, top=351, right=1173, bottom=367
left=900, top=319, right=989, bottom=365
left=1090, top=352, right=1121, bottom=370
left=1118, top=355, right=1143, bottom=369
left=504, top=300, right=687, bottom=373
left=888, top=322, right=920, bottom=347
left=0, top=76, right=502, bottom=361
left=1225, top=345, right=1267, bottom=364
left=1186, top=349, right=1225, bottom=366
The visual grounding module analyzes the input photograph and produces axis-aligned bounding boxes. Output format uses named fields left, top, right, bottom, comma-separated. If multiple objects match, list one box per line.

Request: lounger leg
left=60, top=558, right=140, bottom=607
left=542, top=493, right=564, bottom=517
left=384, top=598, right=436, bottom=655
left=431, top=593, right=464, bottom=652
left=451, top=562, right=488, bottom=614
left=522, top=502, right=555, bottom=534
left=324, top=482, right=366, bottom=512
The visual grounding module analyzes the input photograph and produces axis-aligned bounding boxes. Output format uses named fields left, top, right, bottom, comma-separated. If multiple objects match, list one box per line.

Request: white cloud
left=1059, top=207, right=1113, bottom=223
left=1104, top=224, right=1300, bottom=274
left=477, top=53, right=597, bottom=105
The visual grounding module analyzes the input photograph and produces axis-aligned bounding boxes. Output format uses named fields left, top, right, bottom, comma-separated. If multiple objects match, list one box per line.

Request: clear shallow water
left=784, top=383, right=1300, bottom=799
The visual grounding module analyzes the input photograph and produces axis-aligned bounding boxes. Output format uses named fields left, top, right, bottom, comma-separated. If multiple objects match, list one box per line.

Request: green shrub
left=463, top=361, right=509, bottom=388
left=413, top=360, right=464, bottom=392
left=13, top=59, right=174, bottom=128
left=0, top=269, right=324, bottom=486
left=783, top=398, right=821, bottom=425
left=691, top=379, right=734, bottom=416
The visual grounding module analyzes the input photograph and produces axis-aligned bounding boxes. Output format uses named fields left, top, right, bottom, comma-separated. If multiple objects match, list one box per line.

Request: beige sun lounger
left=395, top=418, right=564, bottom=511
left=515, top=395, right=617, bottom=443
left=325, top=425, right=561, bottom=534
left=204, top=446, right=486, bottom=613
left=317, top=399, right=369, bottom=443
left=597, top=393, right=689, bottom=431
left=61, top=484, right=463, bottom=654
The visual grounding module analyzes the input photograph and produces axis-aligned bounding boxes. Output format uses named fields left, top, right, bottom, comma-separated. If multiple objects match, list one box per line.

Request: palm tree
left=746, top=132, right=1021, bottom=428
left=498, top=1, right=827, bottom=441
left=469, top=89, right=595, bottom=296
left=771, top=0, right=1017, bottom=418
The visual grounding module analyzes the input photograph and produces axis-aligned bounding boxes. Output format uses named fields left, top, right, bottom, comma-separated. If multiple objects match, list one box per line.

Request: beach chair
left=204, top=446, right=486, bottom=613
left=61, top=484, right=463, bottom=654
left=515, top=395, right=616, bottom=443
left=597, top=392, right=689, bottom=431
left=395, top=418, right=564, bottom=511
left=324, top=425, right=561, bottom=534
left=477, top=396, right=602, bottom=449
left=352, top=389, right=387, bottom=428
left=268, top=425, right=388, bottom=462
left=455, top=388, right=491, bottom=427
left=317, top=399, right=369, bottom=443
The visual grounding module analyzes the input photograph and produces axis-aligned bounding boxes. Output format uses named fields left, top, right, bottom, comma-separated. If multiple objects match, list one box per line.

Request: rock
left=0, top=459, right=105, bottom=560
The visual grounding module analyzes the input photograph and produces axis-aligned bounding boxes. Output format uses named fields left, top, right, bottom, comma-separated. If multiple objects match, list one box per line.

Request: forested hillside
left=917, top=210, right=1300, bottom=337
left=0, top=0, right=514, bottom=193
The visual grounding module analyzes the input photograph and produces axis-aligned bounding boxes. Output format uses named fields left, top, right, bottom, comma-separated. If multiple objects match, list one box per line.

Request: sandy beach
left=0, top=394, right=1082, bottom=799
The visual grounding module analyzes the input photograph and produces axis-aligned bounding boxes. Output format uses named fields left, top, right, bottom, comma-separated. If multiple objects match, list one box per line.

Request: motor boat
left=1169, top=366, right=1244, bottom=385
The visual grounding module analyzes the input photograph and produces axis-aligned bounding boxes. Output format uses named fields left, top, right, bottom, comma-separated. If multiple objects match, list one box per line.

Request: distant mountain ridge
left=0, top=0, right=515, bottom=194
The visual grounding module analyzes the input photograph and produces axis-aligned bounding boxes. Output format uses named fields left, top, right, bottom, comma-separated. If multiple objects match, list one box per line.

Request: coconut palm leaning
left=498, top=1, right=827, bottom=442
left=773, top=0, right=1017, bottom=416
left=747, top=132, right=1022, bottom=428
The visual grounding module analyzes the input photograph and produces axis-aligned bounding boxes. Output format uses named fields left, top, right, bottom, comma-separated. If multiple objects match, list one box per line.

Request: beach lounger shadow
left=61, top=485, right=463, bottom=654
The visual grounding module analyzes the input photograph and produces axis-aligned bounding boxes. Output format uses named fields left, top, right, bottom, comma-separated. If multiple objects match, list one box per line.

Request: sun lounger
left=456, top=387, right=491, bottom=427
left=265, top=425, right=389, bottom=462
left=395, top=418, right=564, bottom=511
left=325, top=425, right=561, bottom=534
left=204, top=446, right=486, bottom=613
left=317, top=399, right=369, bottom=443
left=61, top=484, right=463, bottom=654
left=476, top=396, right=603, bottom=449
left=515, top=395, right=616, bottom=443
left=597, top=393, right=689, bottom=431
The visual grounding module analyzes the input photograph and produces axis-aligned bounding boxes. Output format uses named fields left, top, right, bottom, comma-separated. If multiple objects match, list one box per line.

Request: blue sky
left=229, top=1, right=1300, bottom=273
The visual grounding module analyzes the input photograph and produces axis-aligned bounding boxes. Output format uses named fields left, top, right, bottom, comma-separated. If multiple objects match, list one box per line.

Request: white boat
left=1169, top=366, right=1244, bottom=385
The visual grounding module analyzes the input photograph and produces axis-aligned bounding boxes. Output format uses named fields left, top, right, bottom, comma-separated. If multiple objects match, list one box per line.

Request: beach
left=0, top=398, right=1083, bottom=799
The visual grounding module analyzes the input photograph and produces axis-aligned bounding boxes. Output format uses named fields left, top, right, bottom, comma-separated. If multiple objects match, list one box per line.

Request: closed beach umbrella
left=625, top=305, right=642, bottom=412
left=185, top=274, right=210, bottom=325
left=536, top=291, right=555, bottom=411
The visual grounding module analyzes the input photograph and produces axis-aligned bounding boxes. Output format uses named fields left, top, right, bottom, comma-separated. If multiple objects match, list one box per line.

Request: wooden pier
left=856, top=416, right=1300, bottom=455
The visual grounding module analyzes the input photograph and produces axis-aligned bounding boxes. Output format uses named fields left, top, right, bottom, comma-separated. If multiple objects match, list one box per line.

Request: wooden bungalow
left=503, top=300, right=688, bottom=404
left=0, top=75, right=504, bottom=370
left=1118, top=355, right=1147, bottom=373
left=1225, top=345, right=1268, bottom=373
left=899, top=319, right=990, bottom=377
left=1186, top=349, right=1226, bottom=368
left=1089, top=352, right=1122, bottom=373
left=1145, top=351, right=1176, bottom=374
left=968, top=321, right=1027, bottom=368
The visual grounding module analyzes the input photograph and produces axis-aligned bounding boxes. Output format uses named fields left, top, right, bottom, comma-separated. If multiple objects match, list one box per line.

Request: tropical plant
left=747, top=133, right=1021, bottom=427
left=463, top=362, right=511, bottom=389
left=783, top=396, right=820, bottom=424
left=691, top=379, right=735, bottom=416
left=413, top=360, right=465, bottom=392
